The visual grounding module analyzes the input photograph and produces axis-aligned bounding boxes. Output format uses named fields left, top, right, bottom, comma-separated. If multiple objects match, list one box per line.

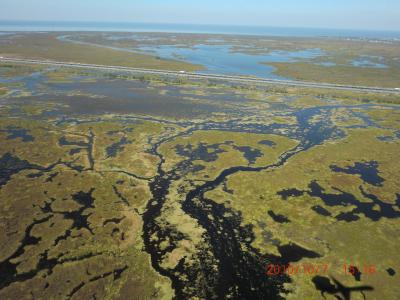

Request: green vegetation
left=159, top=130, right=298, bottom=180
left=269, top=61, right=400, bottom=88
left=0, top=168, right=174, bottom=299
left=0, top=33, right=203, bottom=71
left=206, top=128, right=400, bottom=299
left=0, top=57, right=399, bottom=299
left=0, top=63, right=45, bottom=77
left=0, top=112, right=176, bottom=299
left=60, top=32, right=400, bottom=88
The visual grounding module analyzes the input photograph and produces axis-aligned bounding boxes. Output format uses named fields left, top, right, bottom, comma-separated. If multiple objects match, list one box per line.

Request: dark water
left=311, top=205, right=332, bottom=217
left=12, top=88, right=230, bottom=118
left=0, top=127, right=34, bottom=142
left=140, top=101, right=350, bottom=299
left=106, top=137, right=131, bottom=158
left=0, top=153, right=37, bottom=187
left=234, top=146, right=263, bottom=164
left=304, top=181, right=400, bottom=222
left=330, top=161, right=384, bottom=186
left=268, top=210, right=290, bottom=223
left=387, top=268, right=396, bottom=276
left=42, top=79, right=243, bottom=117
left=0, top=188, right=98, bottom=291
left=1, top=67, right=399, bottom=298
left=277, top=188, right=304, bottom=200
left=258, top=140, right=277, bottom=147
left=175, top=143, right=226, bottom=162
left=59, top=136, right=87, bottom=147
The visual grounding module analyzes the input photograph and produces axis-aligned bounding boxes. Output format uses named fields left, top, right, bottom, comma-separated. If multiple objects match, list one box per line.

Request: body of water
left=138, top=44, right=323, bottom=78
left=1, top=21, right=398, bottom=80
left=1, top=21, right=400, bottom=40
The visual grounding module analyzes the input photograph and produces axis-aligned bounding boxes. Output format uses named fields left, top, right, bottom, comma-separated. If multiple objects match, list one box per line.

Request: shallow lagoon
left=351, top=55, right=388, bottom=68
left=137, top=44, right=324, bottom=79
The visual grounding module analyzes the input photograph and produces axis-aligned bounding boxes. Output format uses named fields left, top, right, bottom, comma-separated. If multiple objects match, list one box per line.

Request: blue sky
left=1, top=0, right=399, bottom=31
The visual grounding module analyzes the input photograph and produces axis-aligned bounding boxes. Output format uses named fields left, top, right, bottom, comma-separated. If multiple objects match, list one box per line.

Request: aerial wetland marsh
left=0, top=32, right=400, bottom=300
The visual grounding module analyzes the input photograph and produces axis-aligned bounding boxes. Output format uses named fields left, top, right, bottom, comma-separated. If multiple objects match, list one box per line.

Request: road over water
left=1, top=57, right=399, bottom=94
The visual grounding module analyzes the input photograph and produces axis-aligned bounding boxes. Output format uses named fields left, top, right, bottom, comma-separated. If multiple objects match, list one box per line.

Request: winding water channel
left=1, top=67, right=398, bottom=298
left=139, top=103, right=386, bottom=299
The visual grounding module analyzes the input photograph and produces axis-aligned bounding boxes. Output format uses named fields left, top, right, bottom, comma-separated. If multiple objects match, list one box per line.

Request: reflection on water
left=56, top=33, right=393, bottom=79
left=7, top=78, right=247, bottom=118
left=351, top=55, right=388, bottom=68
left=137, top=44, right=324, bottom=79
left=0, top=71, right=47, bottom=95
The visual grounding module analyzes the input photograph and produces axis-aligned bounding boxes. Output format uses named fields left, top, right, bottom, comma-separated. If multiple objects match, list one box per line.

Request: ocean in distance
left=1, top=20, right=400, bottom=40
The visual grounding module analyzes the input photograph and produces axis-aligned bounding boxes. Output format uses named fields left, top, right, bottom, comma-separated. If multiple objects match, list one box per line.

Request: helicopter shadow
left=312, top=275, right=374, bottom=300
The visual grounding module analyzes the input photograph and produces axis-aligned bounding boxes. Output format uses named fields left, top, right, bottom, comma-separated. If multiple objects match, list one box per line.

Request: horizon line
left=0, top=19, right=400, bottom=33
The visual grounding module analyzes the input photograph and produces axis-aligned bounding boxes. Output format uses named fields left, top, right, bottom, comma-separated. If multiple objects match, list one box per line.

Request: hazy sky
left=1, top=0, right=399, bottom=31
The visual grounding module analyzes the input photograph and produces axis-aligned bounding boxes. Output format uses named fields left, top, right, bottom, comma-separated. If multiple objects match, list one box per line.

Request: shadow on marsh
left=312, top=275, right=374, bottom=300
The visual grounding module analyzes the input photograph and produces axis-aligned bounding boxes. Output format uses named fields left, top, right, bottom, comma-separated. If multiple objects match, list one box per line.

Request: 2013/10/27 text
left=266, top=263, right=377, bottom=276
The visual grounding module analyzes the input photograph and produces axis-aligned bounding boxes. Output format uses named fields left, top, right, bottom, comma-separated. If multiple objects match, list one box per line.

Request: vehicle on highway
left=3, top=57, right=399, bottom=94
